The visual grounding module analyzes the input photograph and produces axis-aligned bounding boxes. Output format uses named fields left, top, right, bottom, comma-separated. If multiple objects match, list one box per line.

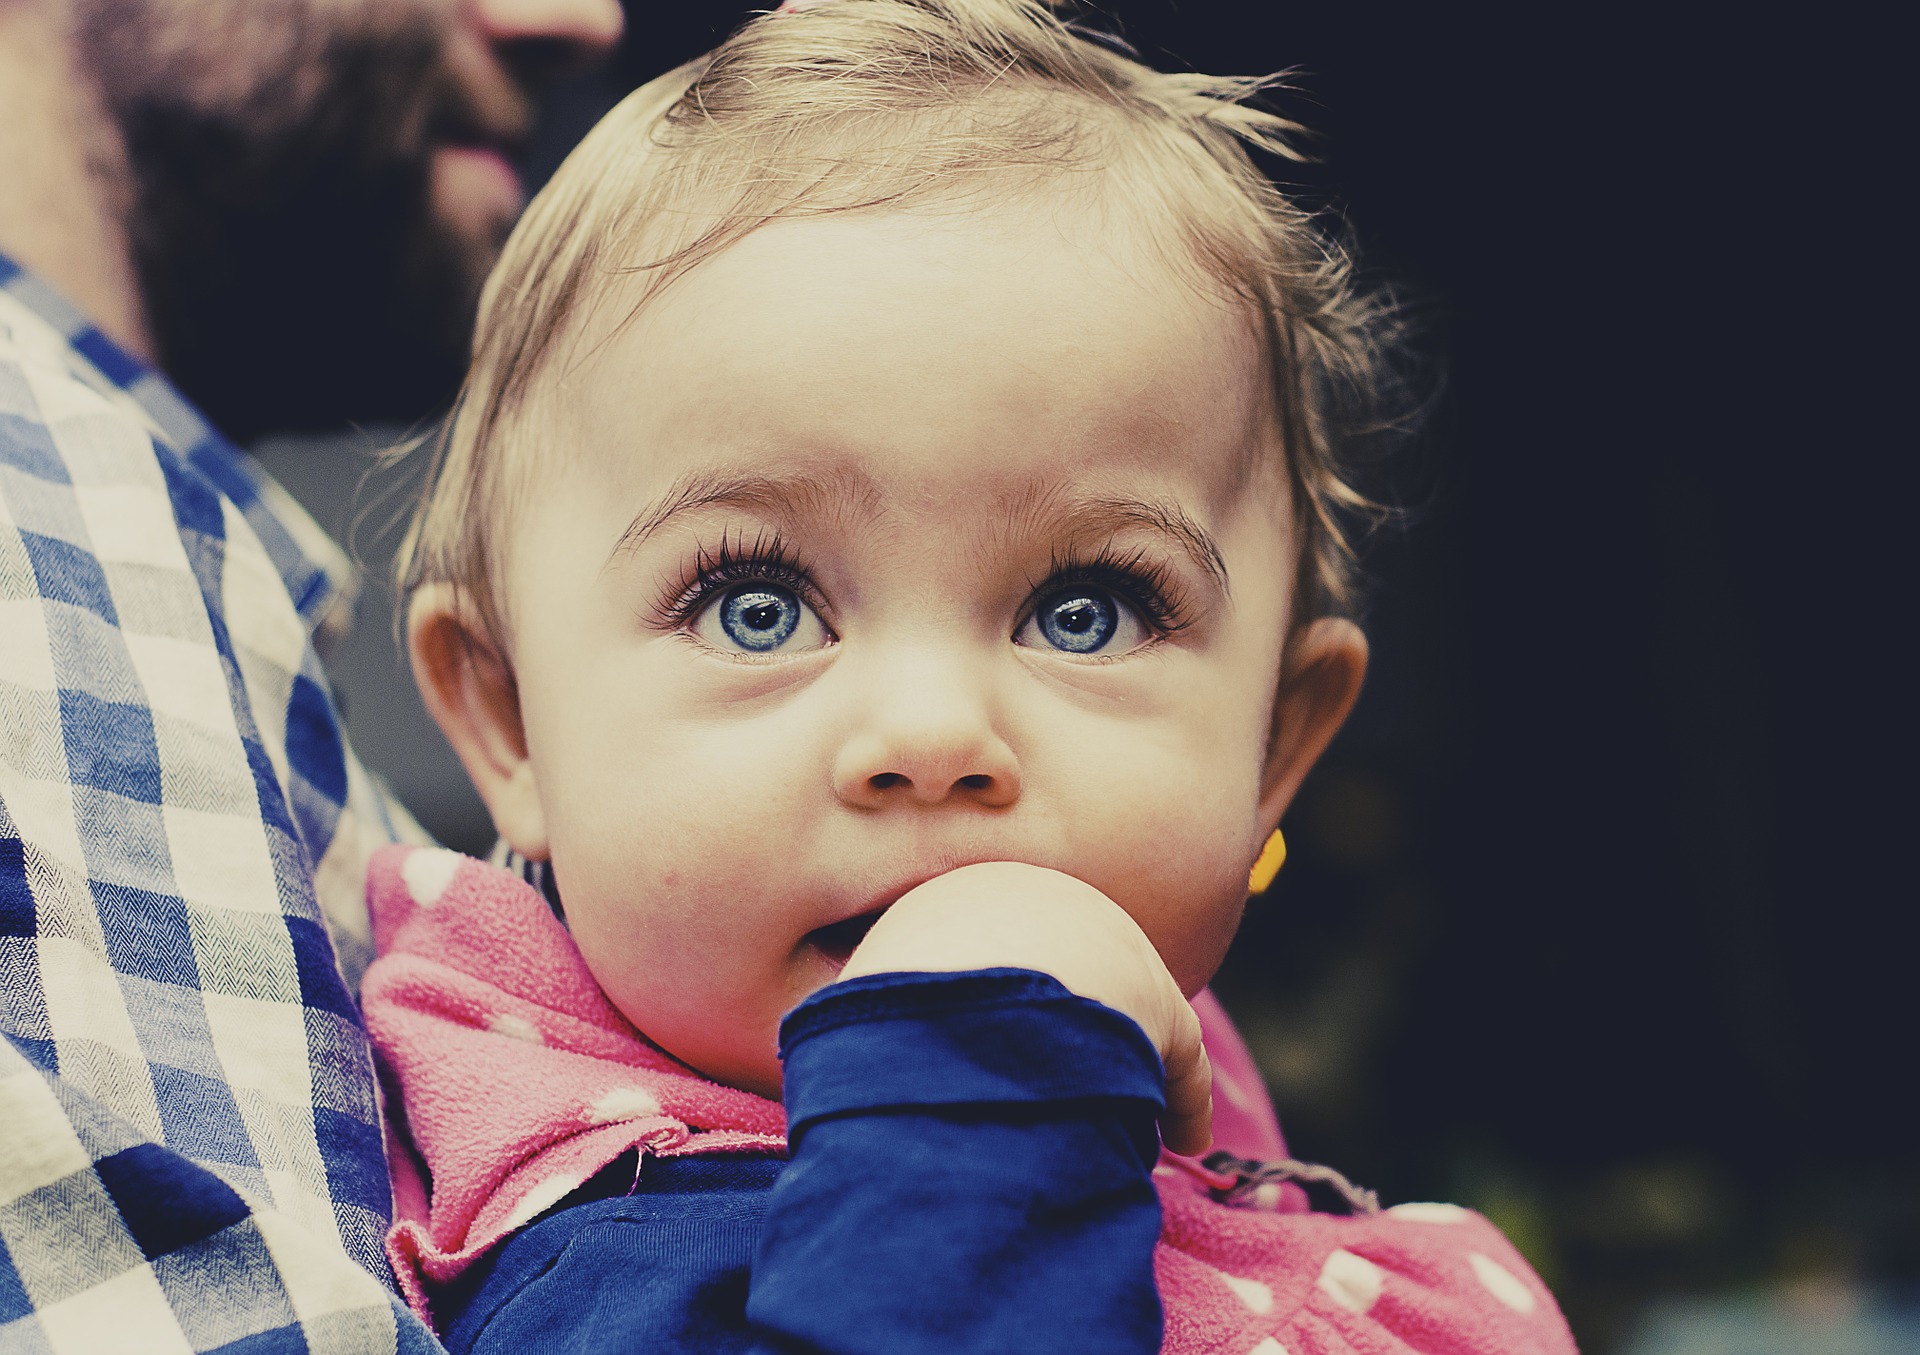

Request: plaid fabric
left=0, top=253, right=441, bottom=1353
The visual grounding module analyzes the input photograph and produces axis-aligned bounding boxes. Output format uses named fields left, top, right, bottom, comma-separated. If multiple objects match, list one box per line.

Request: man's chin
left=79, top=0, right=501, bottom=440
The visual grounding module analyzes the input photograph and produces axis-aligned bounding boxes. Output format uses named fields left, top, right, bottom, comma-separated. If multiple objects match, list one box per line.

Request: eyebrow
left=1050, top=495, right=1231, bottom=595
left=607, top=470, right=1230, bottom=593
left=607, top=467, right=879, bottom=563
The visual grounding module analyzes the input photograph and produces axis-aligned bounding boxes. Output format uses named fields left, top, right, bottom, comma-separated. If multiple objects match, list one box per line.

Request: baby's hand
left=838, top=862, right=1212, bottom=1156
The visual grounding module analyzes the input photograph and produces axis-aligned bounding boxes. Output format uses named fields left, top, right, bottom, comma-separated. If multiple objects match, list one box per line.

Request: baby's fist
left=839, top=862, right=1211, bottom=1155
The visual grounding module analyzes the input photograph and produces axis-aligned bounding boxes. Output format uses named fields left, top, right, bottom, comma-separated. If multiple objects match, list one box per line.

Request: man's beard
left=73, top=2, right=502, bottom=442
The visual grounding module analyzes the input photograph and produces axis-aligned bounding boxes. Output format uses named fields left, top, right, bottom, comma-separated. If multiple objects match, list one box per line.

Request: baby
left=365, top=2, right=1578, bottom=1351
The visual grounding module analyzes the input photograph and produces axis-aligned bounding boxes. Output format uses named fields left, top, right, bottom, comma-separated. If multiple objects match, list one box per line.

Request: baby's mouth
left=806, top=910, right=884, bottom=966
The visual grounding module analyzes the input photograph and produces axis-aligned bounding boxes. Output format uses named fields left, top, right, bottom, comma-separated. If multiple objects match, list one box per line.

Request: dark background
left=274, top=3, right=1911, bottom=1350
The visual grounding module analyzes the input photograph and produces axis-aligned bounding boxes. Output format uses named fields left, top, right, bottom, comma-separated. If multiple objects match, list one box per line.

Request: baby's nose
left=836, top=755, right=1021, bottom=810
left=830, top=669, right=1021, bottom=810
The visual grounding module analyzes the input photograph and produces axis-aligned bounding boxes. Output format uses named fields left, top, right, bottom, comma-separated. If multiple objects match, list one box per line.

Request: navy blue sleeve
left=443, top=969, right=1167, bottom=1354
left=753, top=969, right=1167, bottom=1353
left=441, top=1154, right=780, bottom=1355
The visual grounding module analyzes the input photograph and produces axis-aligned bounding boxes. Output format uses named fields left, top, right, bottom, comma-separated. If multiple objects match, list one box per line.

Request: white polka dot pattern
left=486, top=1013, right=544, bottom=1044
left=401, top=848, right=464, bottom=908
left=587, top=1086, right=663, bottom=1123
left=1218, top=1271, right=1274, bottom=1315
left=502, top=1173, right=580, bottom=1231
left=1469, top=1251, right=1537, bottom=1313
left=1248, top=1339, right=1291, bottom=1355
left=1317, top=1248, right=1385, bottom=1315
left=1387, top=1201, right=1470, bottom=1224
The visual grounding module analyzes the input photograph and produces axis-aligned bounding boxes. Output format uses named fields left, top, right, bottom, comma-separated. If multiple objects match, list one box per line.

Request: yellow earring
left=1248, top=828, right=1288, bottom=894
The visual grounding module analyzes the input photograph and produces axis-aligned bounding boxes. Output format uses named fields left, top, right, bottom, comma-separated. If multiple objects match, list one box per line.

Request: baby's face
left=492, top=201, right=1315, bottom=1098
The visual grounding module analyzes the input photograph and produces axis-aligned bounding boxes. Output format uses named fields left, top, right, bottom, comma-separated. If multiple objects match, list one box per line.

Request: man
left=0, top=1, right=620, bottom=1349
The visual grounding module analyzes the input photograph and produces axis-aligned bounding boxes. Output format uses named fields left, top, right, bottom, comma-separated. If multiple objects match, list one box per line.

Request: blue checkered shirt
left=1, top=253, right=443, bottom=1353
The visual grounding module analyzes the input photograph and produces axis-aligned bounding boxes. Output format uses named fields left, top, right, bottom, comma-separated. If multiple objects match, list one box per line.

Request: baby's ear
left=1256, top=617, right=1369, bottom=831
left=407, top=584, right=550, bottom=861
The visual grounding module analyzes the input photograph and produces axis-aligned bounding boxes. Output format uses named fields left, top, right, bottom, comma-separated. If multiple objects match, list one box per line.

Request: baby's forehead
left=407, top=0, right=1385, bottom=648
left=556, top=204, right=1279, bottom=510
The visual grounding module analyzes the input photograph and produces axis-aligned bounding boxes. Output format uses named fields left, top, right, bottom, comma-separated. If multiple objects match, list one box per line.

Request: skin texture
left=0, top=0, right=622, bottom=435
left=412, top=199, right=1368, bottom=1154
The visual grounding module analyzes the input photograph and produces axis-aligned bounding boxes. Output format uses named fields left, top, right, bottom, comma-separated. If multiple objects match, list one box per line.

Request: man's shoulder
left=0, top=283, right=177, bottom=489
left=0, top=276, right=359, bottom=643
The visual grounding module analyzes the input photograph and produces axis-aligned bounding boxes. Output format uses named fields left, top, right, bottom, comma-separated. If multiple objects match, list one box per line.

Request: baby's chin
left=704, top=920, right=896, bottom=1099
left=658, top=1030, right=788, bottom=1105
left=632, top=952, right=872, bottom=1104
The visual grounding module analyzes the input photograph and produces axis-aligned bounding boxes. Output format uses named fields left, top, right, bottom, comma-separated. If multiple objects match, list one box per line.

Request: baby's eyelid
left=686, top=572, right=832, bottom=624
left=660, top=546, right=833, bottom=629
left=1020, top=566, right=1181, bottom=633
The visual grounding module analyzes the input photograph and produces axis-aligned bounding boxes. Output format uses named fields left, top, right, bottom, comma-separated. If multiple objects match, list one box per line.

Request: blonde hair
left=398, top=0, right=1403, bottom=648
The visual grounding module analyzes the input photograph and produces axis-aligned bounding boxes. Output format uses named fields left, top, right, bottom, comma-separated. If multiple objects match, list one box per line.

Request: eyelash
left=1023, top=545, right=1194, bottom=639
left=647, top=529, right=828, bottom=631
left=647, top=534, right=1193, bottom=639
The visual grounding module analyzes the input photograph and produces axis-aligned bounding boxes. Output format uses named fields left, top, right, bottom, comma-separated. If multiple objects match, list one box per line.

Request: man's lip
left=431, top=109, right=532, bottom=162
left=435, top=135, right=527, bottom=166
left=433, top=143, right=527, bottom=210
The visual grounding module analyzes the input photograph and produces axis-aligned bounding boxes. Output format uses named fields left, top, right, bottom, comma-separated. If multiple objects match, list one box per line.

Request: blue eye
left=693, top=583, right=830, bottom=655
left=1039, top=592, right=1114, bottom=652
left=720, top=587, right=800, bottom=650
left=1018, top=588, right=1149, bottom=655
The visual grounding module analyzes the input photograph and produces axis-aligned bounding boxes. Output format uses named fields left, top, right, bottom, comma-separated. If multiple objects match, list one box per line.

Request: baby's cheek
left=1104, top=842, right=1248, bottom=997
left=566, top=897, right=796, bottom=1100
left=1162, top=887, right=1248, bottom=997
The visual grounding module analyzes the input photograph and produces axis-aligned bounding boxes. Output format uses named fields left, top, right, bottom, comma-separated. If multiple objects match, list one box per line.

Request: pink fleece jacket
left=364, top=844, right=1579, bottom=1353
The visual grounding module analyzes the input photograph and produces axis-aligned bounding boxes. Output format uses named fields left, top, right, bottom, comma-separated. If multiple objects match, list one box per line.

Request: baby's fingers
left=1158, top=1012, right=1213, bottom=1158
